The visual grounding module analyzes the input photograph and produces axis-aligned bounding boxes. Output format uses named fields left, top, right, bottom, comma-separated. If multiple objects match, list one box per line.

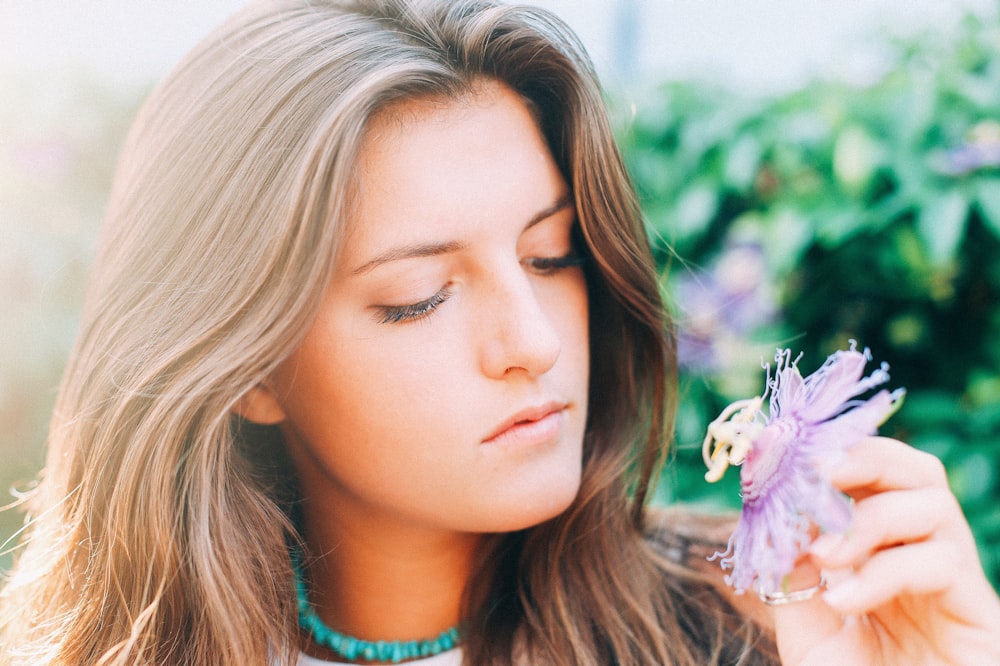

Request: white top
left=297, top=648, right=462, bottom=666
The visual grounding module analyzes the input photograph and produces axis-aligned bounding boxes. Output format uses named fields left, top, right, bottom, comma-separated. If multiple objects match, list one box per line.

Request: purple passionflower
left=934, top=120, right=1000, bottom=176
left=703, top=343, right=904, bottom=595
left=676, top=241, right=777, bottom=374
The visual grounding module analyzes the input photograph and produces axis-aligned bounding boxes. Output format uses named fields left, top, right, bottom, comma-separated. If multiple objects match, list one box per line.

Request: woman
left=2, top=1, right=998, bottom=664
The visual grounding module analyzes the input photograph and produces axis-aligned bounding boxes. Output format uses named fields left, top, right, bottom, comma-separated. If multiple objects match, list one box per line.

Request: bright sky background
left=2, top=0, right=995, bottom=96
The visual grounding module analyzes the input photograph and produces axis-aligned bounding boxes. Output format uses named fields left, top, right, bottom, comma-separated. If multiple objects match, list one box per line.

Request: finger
left=770, top=559, right=843, bottom=664
left=820, top=540, right=958, bottom=614
left=810, top=486, right=959, bottom=570
left=827, top=437, right=949, bottom=495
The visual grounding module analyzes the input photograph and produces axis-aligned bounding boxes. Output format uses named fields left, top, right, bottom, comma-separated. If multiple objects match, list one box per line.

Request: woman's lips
left=482, top=402, right=567, bottom=447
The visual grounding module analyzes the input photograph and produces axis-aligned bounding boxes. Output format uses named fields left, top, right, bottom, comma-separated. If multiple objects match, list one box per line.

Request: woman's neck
left=299, top=496, right=482, bottom=657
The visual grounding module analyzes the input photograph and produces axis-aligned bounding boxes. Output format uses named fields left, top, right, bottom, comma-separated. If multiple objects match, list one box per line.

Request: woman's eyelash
left=524, top=253, right=586, bottom=274
left=375, top=253, right=582, bottom=325
left=376, top=287, right=452, bottom=324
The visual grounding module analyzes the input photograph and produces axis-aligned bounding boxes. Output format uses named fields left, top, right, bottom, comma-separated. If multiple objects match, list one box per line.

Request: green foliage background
left=1, top=11, right=997, bottom=591
left=621, top=15, right=1000, bottom=588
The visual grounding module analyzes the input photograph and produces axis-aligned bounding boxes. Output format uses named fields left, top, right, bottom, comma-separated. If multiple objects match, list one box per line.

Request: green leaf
left=672, top=182, right=719, bottom=242
left=974, top=178, right=1000, bottom=239
left=833, top=125, right=882, bottom=195
left=909, top=432, right=959, bottom=460
left=916, top=189, right=968, bottom=264
left=758, top=208, right=813, bottom=277
left=901, top=391, right=966, bottom=428
left=723, top=134, right=762, bottom=190
left=814, top=206, right=865, bottom=246
left=949, top=452, right=997, bottom=504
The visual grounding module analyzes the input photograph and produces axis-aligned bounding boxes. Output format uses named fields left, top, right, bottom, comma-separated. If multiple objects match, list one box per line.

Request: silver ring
left=758, top=576, right=827, bottom=606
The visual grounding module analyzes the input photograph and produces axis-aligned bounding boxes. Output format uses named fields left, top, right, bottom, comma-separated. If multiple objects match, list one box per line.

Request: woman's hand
left=772, top=436, right=1000, bottom=665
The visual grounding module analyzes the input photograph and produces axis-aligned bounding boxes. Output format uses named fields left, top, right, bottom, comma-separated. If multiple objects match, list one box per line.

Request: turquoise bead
left=342, top=637, right=359, bottom=660
left=291, top=549, right=461, bottom=663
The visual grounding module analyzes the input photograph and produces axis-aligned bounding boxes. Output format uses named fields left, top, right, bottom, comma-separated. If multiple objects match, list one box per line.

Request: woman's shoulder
left=642, top=505, right=779, bottom=661
left=643, top=505, right=769, bottom=610
left=642, top=504, right=738, bottom=565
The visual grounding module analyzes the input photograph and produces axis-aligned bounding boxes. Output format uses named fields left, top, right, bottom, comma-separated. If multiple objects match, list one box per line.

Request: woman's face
left=266, top=81, right=590, bottom=536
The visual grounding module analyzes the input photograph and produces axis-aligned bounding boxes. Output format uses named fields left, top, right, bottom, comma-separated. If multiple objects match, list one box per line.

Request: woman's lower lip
left=482, top=409, right=564, bottom=448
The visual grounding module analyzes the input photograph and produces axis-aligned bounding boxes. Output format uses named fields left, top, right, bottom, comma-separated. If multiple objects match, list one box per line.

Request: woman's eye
left=375, top=287, right=452, bottom=324
left=523, top=252, right=586, bottom=275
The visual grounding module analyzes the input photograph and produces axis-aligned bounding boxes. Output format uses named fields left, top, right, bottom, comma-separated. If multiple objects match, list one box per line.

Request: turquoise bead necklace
left=292, top=553, right=461, bottom=664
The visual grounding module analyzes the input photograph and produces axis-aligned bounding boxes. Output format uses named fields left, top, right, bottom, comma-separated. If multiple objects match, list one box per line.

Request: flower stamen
left=702, top=396, right=765, bottom=482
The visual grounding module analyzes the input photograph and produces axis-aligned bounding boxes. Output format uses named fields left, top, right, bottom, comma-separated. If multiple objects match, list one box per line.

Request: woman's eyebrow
left=524, top=193, right=573, bottom=231
left=351, top=239, right=468, bottom=276
left=351, top=194, right=574, bottom=276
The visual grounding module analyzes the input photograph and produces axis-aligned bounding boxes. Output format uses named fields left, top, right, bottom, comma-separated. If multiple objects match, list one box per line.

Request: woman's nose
left=478, top=269, right=562, bottom=380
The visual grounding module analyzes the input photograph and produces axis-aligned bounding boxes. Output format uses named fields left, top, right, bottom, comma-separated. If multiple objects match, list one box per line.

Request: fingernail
left=810, top=534, right=842, bottom=559
left=823, top=577, right=859, bottom=608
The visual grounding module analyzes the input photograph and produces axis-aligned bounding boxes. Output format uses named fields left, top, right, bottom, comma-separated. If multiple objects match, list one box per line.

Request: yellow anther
left=702, top=396, right=765, bottom=481
left=704, top=448, right=730, bottom=483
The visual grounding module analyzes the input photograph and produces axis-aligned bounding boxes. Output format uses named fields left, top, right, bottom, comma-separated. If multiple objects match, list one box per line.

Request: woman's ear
left=233, top=383, right=287, bottom=425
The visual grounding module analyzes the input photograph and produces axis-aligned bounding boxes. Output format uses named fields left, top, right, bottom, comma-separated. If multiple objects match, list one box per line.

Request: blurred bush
left=620, top=13, right=1000, bottom=587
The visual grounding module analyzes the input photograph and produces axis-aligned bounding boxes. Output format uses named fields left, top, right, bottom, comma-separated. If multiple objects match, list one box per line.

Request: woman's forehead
left=335, top=81, right=568, bottom=270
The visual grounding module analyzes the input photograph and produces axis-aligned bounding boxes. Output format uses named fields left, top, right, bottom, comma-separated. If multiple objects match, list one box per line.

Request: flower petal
left=794, top=348, right=873, bottom=421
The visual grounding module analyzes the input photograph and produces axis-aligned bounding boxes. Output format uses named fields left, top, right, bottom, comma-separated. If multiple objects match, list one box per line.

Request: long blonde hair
left=1, top=1, right=775, bottom=664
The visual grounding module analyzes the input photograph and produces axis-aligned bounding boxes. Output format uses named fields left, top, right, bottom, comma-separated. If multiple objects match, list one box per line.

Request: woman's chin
left=472, top=472, right=583, bottom=534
